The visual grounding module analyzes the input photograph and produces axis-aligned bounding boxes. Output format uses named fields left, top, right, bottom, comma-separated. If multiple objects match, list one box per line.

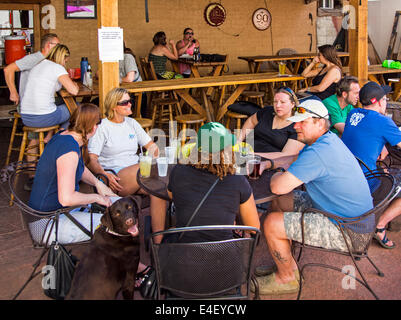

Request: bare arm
left=88, top=153, right=124, bottom=193
left=239, top=194, right=260, bottom=230
left=256, top=139, right=304, bottom=162
left=305, top=67, right=341, bottom=93
left=270, top=171, right=303, bottom=195
left=121, top=71, right=137, bottom=83
left=58, top=74, right=79, bottom=95
left=57, top=152, right=112, bottom=207
left=239, top=114, right=258, bottom=142
left=162, top=41, right=179, bottom=60
left=144, top=141, right=159, bottom=158
left=333, top=123, right=345, bottom=136
left=4, top=62, right=20, bottom=104
left=176, top=40, right=191, bottom=56
left=301, top=56, right=322, bottom=78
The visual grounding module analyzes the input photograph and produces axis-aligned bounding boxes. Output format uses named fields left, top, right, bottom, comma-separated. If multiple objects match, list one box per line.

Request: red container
left=5, top=36, right=26, bottom=65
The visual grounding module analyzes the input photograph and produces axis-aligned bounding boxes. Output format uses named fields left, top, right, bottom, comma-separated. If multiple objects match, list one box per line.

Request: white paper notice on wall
left=98, top=27, right=124, bottom=62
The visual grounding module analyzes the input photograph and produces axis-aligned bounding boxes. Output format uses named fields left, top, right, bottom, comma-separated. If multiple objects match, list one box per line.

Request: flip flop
left=374, top=227, right=396, bottom=249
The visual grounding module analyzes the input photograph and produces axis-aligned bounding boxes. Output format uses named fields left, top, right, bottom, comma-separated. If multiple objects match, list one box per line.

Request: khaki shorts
left=283, top=190, right=349, bottom=252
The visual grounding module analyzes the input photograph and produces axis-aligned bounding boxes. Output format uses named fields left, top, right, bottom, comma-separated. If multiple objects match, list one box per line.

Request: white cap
left=287, top=99, right=330, bottom=123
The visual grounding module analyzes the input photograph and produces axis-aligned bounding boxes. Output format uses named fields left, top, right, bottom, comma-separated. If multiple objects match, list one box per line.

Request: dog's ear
left=101, top=207, right=114, bottom=230
left=128, top=195, right=141, bottom=215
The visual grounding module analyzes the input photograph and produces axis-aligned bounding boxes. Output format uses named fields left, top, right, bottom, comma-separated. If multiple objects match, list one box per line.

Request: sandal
left=374, top=227, right=396, bottom=249
left=135, top=265, right=151, bottom=288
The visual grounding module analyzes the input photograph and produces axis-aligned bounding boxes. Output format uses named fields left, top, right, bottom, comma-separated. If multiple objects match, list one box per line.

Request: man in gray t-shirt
left=4, top=33, right=59, bottom=105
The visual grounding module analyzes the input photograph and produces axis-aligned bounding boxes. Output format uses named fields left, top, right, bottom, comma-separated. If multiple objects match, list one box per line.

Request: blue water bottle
left=80, top=57, right=88, bottom=83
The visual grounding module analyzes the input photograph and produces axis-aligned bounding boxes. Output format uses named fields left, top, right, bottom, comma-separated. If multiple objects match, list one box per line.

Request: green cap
left=196, top=122, right=236, bottom=153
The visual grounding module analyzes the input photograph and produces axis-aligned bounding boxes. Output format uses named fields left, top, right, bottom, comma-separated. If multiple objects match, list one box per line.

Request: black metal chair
left=150, top=225, right=260, bottom=300
left=0, top=162, right=95, bottom=299
left=292, top=171, right=399, bottom=300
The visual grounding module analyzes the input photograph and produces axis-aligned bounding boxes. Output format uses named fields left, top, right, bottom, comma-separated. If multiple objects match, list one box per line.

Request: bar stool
left=151, top=96, right=181, bottom=130
left=241, top=91, right=265, bottom=108
left=5, top=111, right=23, bottom=166
left=134, top=118, right=153, bottom=133
left=175, top=114, right=206, bottom=146
left=225, top=111, right=248, bottom=132
left=18, top=125, right=60, bottom=163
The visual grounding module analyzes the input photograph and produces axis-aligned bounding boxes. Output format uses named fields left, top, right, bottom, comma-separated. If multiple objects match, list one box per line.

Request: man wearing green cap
left=252, top=100, right=373, bottom=295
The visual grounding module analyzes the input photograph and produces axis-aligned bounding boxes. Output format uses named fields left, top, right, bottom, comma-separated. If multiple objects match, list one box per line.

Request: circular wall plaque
left=252, top=8, right=272, bottom=31
left=204, top=3, right=226, bottom=27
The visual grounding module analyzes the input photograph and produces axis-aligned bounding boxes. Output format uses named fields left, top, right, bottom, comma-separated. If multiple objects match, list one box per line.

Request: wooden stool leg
left=18, top=132, right=28, bottom=163
left=5, top=116, right=19, bottom=166
left=181, top=123, right=187, bottom=147
left=151, top=104, right=157, bottom=129
left=39, top=132, right=45, bottom=156
left=226, top=117, right=231, bottom=129
left=237, top=118, right=242, bottom=130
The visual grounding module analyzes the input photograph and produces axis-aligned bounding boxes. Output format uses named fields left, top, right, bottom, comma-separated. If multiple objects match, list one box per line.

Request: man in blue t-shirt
left=252, top=99, right=373, bottom=296
left=342, top=81, right=401, bottom=250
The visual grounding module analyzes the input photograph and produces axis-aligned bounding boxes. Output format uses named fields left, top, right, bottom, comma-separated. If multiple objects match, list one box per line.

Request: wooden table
left=137, top=163, right=277, bottom=204
left=59, top=82, right=98, bottom=115
left=343, top=64, right=401, bottom=101
left=122, top=72, right=304, bottom=122
left=172, top=57, right=228, bottom=96
left=238, top=52, right=349, bottom=75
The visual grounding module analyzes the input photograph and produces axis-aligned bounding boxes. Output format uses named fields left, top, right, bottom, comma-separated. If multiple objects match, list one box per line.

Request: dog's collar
left=105, top=227, right=131, bottom=237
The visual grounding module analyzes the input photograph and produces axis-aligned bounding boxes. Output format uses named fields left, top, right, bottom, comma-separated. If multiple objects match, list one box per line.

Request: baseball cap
left=197, top=122, right=236, bottom=153
left=287, top=99, right=329, bottom=123
left=359, top=81, right=392, bottom=106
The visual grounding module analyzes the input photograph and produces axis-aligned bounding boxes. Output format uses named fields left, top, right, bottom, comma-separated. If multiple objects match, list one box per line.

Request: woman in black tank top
left=299, top=44, right=342, bottom=101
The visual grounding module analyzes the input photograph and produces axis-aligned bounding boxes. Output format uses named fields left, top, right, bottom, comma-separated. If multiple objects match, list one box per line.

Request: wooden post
left=97, top=0, right=119, bottom=116
left=348, top=0, right=368, bottom=85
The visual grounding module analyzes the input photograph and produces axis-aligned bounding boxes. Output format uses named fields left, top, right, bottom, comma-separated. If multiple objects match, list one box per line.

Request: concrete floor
left=0, top=119, right=401, bottom=301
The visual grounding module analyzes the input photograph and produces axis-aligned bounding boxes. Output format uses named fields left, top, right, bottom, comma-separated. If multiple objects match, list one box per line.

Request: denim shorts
left=283, top=190, right=349, bottom=252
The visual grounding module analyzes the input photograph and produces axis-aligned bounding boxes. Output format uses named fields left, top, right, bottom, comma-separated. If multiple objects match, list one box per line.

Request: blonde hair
left=46, top=44, right=70, bottom=66
left=190, top=147, right=236, bottom=180
left=104, top=87, right=128, bottom=120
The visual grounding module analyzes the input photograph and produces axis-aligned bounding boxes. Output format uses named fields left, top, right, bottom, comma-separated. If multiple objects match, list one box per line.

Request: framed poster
left=65, top=0, right=97, bottom=19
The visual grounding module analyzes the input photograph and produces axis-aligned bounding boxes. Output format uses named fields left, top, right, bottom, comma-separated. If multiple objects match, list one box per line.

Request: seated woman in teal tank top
left=149, top=31, right=182, bottom=80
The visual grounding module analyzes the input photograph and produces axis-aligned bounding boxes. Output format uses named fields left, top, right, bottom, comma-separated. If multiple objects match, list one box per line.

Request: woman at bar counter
left=149, top=31, right=181, bottom=79
left=298, top=44, right=342, bottom=101
left=176, top=27, right=200, bottom=77
left=166, top=122, right=260, bottom=243
left=20, top=44, right=78, bottom=130
left=238, top=87, right=305, bottom=167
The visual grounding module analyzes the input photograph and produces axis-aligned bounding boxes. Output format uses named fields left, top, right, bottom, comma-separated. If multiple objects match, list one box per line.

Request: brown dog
left=67, top=196, right=141, bottom=300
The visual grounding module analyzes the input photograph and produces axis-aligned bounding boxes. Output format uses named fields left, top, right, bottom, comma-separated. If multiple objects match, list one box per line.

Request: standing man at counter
left=4, top=33, right=60, bottom=105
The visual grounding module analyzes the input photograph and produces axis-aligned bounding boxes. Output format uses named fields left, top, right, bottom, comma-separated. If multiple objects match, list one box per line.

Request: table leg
left=174, top=89, right=207, bottom=118
left=206, top=65, right=224, bottom=96
left=201, top=88, right=215, bottom=122
left=216, top=84, right=247, bottom=121
left=368, top=74, right=381, bottom=85
left=63, top=96, right=78, bottom=115
left=393, top=80, right=401, bottom=101
left=134, top=93, right=142, bottom=118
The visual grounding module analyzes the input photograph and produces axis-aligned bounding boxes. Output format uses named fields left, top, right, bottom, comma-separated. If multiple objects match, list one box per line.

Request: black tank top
left=311, top=68, right=339, bottom=100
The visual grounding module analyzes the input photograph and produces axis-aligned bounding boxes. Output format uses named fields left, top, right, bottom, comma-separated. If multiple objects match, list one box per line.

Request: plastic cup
left=279, top=62, right=286, bottom=76
left=156, top=157, right=168, bottom=177
left=165, top=146, right=176, bottom=164
left=139, top=155, right=152, bottom=178
left=246, top=155, right=261, bottom=179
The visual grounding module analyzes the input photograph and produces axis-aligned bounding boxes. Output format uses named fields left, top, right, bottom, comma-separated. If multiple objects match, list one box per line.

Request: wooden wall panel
left=48, top=0, right=317, bottom=74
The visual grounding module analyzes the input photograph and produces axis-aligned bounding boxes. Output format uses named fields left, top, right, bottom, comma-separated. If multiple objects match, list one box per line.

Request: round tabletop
left=137, top=164, right=278, bottom=204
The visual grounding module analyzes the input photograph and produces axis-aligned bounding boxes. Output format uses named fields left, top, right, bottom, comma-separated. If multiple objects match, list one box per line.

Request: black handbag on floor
left=43, top=214, right=80, bottom=300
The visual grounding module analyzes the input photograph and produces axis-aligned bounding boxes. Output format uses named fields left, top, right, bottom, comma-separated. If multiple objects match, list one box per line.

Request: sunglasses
left=117, top=99, right=132, bottom=106
left=185, top=32, right=194, bottom=35
left=293, top=106, right=328, bottom=119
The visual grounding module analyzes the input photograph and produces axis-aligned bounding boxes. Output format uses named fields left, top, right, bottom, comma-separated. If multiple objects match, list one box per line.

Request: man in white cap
left=252, top=99, right=373, bottom=295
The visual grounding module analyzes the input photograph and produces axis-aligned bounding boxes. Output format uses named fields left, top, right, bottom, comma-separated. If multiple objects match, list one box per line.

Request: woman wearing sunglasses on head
left=238, top=87, right=305, bottom=169
left=176, top=27, right=200, bottom=78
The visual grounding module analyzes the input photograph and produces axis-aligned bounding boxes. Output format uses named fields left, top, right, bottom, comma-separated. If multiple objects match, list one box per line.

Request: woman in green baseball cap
left=166, top=122, right=260, bottom=243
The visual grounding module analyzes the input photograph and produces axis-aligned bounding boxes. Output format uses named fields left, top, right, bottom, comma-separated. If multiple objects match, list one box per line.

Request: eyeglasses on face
left=117, top=99, right=132, bottom=106
left=185, top=32, right=194, bottom=35
left=293, top=106, right=328, bottom=119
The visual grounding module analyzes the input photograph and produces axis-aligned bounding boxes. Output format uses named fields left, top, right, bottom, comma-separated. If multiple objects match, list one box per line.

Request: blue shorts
left=21, top=104, right=70, bottom=129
